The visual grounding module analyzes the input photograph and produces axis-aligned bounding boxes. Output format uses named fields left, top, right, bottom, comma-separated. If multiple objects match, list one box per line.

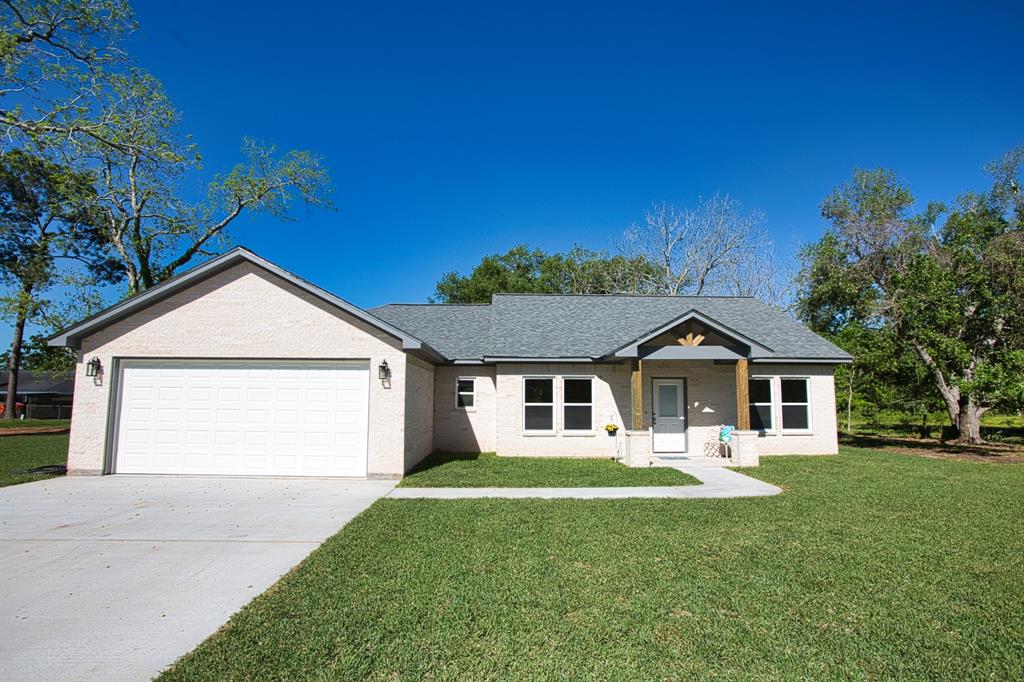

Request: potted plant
left=604, top=423, right=619, bottom=437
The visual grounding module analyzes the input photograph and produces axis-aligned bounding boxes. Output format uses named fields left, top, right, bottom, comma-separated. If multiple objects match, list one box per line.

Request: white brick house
left=50, top=248, right=851, bottom=478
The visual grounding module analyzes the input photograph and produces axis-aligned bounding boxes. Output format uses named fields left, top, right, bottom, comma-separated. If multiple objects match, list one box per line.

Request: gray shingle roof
left=0, top=370, right=74, bottom=395
left=369, top=304, right=493, bottom=360
left=371, top=295, right=850, bottom=362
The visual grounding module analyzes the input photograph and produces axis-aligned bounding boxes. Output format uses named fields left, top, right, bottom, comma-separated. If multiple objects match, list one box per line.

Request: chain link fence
left=22, top=404, right=73, bottom=420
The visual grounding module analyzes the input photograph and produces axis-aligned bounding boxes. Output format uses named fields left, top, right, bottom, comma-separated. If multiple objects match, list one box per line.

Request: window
left=780, top=378, right=811, bottom=431
left=456, top=378, right=475, bottom=409
left=748, top=378, right=773, bottom=431
left=523, top=377, right=554, bottom=432
left=563, top=378, right=593, bottom=432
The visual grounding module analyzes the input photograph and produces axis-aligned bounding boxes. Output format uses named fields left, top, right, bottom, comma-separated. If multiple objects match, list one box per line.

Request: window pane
left=748, top=379, right=771, bottom=404
left=657, top=384, right=678, bottom=417
left=457, top=393, right=474, bottom=408
left=781, top=379, right=807, bottom=403
left=525, top=378, right=553, bottom=403
left=564, top=405, right=592, bottom=430
left=564, top=378, right=592, bottom=404
left=750, top=405, right=773, bottom=431
left=782, top=405, right=809, bottom=430
left=457, top=379, right=474, bottom=394
left=525, top=405, right=553, bottom=430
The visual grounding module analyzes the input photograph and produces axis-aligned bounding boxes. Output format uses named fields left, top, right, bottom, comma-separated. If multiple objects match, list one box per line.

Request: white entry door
left=652, top=378, right=687, bottom=453
left=113, top=360, right=369, bottom=477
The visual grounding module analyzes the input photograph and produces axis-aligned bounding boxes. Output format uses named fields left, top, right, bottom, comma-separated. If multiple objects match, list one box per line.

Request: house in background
left=48, top=248, right=851, bottom=478
left=0, top=370, right=74, bottom=419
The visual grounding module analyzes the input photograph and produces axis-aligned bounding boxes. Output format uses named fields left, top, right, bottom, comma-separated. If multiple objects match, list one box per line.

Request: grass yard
left=0, top=418, right=70, bottom=429
left=0, top=434, right=69, bottom=487
left=161, top=447, right=1024, bottom=680
left=399, top=451, right=700, bottom=487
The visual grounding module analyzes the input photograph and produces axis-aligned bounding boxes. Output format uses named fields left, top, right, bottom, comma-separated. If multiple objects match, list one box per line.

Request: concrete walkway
left=0, top=476, right=395, bottom=682
left=387, top=464, right=781, bottom=499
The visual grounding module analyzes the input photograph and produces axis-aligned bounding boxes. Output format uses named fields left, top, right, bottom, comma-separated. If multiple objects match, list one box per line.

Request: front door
left=652, top=379, right=687, bottom=453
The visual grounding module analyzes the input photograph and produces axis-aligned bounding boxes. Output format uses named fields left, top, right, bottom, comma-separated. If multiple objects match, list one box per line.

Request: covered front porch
left=610, top=315, right=762, bottom=468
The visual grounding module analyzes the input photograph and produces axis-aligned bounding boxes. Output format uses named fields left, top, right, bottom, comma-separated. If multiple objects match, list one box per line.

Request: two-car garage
left=113, top=360, right=370, bottom=477
left=50, top=248, right=437, bottom=478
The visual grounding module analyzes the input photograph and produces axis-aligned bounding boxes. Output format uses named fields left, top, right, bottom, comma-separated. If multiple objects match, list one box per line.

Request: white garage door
left=113, top=360, right=369, bottom=477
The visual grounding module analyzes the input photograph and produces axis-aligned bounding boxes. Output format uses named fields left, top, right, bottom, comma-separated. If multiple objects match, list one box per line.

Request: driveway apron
left=0, top=475, right=394, bottom=682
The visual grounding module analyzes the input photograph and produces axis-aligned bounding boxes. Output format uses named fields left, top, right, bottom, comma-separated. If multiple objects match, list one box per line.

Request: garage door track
left=0, top=475, right=395, bottom=682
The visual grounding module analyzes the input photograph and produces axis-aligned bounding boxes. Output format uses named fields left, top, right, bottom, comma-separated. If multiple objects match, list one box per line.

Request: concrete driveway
left=0, top=475, right=395, bottom=682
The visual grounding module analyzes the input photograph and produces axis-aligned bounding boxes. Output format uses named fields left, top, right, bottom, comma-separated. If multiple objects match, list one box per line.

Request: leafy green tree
left=0, top=332, right=72, bottom=371
left=1, top=0, right=137, bottom=152
left=798, top=150, right=1024, bottom=443
left=0, top=149, right=113, bottom=418
left=3, top=1, right=334, bottom=293
left=86, top=69, right=332, bottom=293
left=828, top=324, right=940, bottom=432
left=432, top=245, right=657, bottom=303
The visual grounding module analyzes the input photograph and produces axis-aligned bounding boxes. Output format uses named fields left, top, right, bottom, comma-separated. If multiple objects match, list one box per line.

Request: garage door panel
left=115, top=361, right=369, bottom=477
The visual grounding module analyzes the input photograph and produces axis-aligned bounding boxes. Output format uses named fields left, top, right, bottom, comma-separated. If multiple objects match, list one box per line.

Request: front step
left=652, top=455, right=733, bottom=468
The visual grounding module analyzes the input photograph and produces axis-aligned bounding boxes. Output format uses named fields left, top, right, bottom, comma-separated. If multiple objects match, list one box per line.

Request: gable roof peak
left=48, top=247, right=437, bottom=358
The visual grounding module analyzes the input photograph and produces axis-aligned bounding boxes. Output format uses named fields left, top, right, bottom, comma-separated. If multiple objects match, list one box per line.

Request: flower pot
left=606, top=429, right=618, bottom=437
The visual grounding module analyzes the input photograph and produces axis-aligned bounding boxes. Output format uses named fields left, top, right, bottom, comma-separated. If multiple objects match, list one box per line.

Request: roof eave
left=48, top=248, right=431, bottom=354
left=481, top=356, right=596, bottom=363
left=610, top=309, right=773, bottom=359
left=749, top=356, right=853, bottom=364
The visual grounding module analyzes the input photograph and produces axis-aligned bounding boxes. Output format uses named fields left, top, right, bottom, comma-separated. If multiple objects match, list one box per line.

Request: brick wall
left=403, top=355, right=435, bottom=471
left=68, top=262, right=412, bottom=477
left=494, top=363, right=630, bottom=457
left=746, top=364, right=839, bottom=455
left=432, top=366, right=498, bottom=452
left=642, top=359, right=738, bottom=455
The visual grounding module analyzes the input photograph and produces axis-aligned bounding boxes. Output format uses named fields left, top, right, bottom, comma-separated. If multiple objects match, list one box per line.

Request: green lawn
left=0, top=434, right=69, bottom=487
left=399, top=451, right=700, bottom=487
left=161, top=447, right=1024, bottom=680
left=0, top=418, right=70, bottom=429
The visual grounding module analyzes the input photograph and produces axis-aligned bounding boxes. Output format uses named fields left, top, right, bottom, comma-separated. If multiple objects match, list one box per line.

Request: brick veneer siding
left=67, top=262, right=413, bottom=477
left=494, top=363, right=630, bottom=457
left=432, top=366, right=498, bottom=452
left=485, top=360, right=839, bottom=458
left=403, top=355, right=436, bottom=471
left=746, top=364, right=839, bottom=455
left=642, top=359, right=737, bottom=455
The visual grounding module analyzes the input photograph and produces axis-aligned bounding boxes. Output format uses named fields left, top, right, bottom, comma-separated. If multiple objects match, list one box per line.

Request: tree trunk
left=4, top=304, right=29, bottom=421
left=846, top=365, right=856, bottom=432
left=955, top=399, right=985, bottom=444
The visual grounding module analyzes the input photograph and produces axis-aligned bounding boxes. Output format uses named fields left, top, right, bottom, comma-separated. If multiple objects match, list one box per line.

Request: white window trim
left=779, top=376, right=813, bottom=434
left=522, top=375, right=555, bottom=434
left=561, top=375, right=595, bottom=434
left=749, top=375, right=776, bottom=435
left=455, top=376, right=476, bottom=412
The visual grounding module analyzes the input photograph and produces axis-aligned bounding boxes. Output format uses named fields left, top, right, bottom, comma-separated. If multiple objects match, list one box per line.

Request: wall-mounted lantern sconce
left=378, top=360, right=391, bottom=382
left=86, top=356, right=102, bottom=377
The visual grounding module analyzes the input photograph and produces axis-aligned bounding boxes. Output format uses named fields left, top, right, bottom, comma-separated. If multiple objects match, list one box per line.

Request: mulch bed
left=0, top=427, right=70, bottom=437
left=840, top=433, right=1024, bottom=464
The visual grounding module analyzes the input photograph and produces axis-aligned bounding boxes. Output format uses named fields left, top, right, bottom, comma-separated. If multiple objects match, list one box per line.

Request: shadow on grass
left=840, top=432, right=1020, bottom=458
left=407, top=451, right=484, bottom=475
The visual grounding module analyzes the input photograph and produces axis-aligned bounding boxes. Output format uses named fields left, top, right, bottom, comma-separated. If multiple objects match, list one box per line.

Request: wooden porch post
left=736, top=358, right=750, bottom=430
left=631, top=358, right=644, bottom=430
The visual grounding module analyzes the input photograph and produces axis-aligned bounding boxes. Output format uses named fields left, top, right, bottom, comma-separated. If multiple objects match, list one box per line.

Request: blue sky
left=10, top=1, right=1024, bottom=340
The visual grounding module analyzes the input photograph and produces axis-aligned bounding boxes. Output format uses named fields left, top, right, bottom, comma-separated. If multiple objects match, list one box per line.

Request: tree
left=431, top=245, right=657, bottom=304
left=797, top=152, right=1024, bottom=443
left=1, top=0, right=138, bottom=153
left=0, top=148, right=113, bottom=418
left=618, top=194, right=788, bottom=305
left=4, top=2, right=333, bottom=292
left=84, top=69, right=332, bottom=293
left=0, top=332, right=72, bottom=371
